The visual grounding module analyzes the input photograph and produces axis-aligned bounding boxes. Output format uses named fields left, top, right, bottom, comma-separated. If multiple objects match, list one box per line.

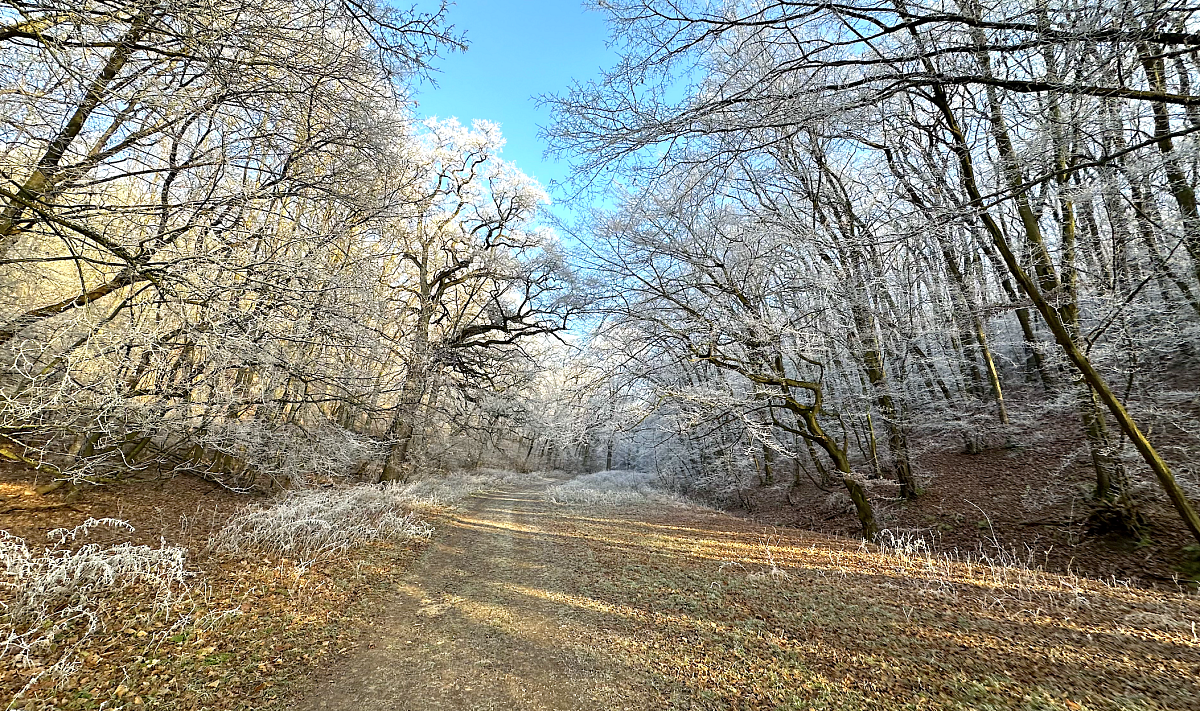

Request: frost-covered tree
left=0, top=1, right=577, bottom=489
left=549, top=0, right=1200, bottom=541
left=374, top=119, right=578, bottom=482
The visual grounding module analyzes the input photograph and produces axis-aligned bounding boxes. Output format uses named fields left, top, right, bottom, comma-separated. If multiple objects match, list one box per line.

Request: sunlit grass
left=540, top=496, right=1200, bottom=711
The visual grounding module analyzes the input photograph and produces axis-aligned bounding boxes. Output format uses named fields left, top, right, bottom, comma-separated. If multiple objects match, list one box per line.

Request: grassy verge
left=556, top=504, right=1200, bottom=711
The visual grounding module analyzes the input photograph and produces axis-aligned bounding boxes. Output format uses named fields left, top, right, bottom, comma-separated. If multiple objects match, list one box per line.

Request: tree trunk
left=1139, top=47, right=1200, bottom=283
left=929, top=84, right=1200, bottom=545
left=800, top=409, right=879, bottom=540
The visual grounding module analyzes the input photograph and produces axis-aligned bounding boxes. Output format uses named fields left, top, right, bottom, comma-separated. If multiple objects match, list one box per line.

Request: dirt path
left=292, top=486, right=653, bottom=711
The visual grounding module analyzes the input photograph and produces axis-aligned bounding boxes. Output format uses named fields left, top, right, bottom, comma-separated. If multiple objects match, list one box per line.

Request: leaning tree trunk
left=928, top=83, right=1200, bottom=545
left=797, top=408, right=879, bottom=541
left=702, top=346, right=881, bottom=540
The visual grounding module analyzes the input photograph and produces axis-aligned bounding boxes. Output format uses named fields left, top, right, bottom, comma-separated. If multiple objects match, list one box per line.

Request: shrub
left=0, top=519, right=189, bottom=686
left=209, top=485, right=434, bottom=566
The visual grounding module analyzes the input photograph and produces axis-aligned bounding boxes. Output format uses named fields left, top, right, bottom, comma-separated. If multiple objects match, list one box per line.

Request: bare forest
left=3, top=1, right=1200, bottom=709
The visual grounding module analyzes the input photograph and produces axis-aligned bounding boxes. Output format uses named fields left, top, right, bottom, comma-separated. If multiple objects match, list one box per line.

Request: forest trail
left=293, top=480, right=1200, bottom=711
left=292, top=485, right=654, bottom=710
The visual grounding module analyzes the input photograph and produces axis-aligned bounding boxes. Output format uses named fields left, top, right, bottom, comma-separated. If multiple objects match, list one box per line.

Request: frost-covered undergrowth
left=867, top=529, right=1179, bottom=616
left=0, top=519, right=189, bottom=686
left=1, top=468, right=552, bottom=692
left=210, top=470, right=553, bottom=565
left=389, top=468, right=553, bottom=508
left=210, top=485, right=434, bottom=565
left=546, top=470, right=692, bottom=507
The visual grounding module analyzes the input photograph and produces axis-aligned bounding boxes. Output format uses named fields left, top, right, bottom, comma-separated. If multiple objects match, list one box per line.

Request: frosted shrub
left=214, top=470, right=556, bottom=565
left=546, top=470, right=690, bottom=507
left=387, top=469, right=554, bottom=508
left=187, top=419, right=386, bottom=490
left=0, top=519, right=189, bottom=683
left=210, top=485, right=434, bottom=565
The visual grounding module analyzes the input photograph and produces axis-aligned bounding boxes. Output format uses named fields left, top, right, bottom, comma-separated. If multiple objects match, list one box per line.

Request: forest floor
left=299, top=481, right=1200, bottom=711
left=3, top=470, right=1200, bottom=710
left=731, top=419, right=1200, bottom=587
left=0, top=466, right=435, bottom=711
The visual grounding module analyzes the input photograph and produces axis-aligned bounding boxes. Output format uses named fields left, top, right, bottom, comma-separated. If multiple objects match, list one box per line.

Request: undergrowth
left=389, top=468, right=553, bottom=509
left=851, top=529, right=1200, bottom=626
left=209, top=485, right=434, bottom=567
left=546, top=470, right=693, bottom=507
left=0, top=519, right=190, bottom=693
left=210, top=469, right=555, bottom=566
left=1, top=461, right=556, bottom=706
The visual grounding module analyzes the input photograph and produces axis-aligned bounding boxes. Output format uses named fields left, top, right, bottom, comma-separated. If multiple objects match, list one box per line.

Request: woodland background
left=3, top=0, right=1200, bottom=573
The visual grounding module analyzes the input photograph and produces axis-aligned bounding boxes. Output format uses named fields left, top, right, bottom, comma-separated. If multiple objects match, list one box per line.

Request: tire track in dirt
left=292, top=486, right=652, bottom=710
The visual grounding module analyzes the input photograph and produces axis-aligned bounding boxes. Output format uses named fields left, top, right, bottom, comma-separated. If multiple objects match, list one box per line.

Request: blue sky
left=414, top=0, right=614, bottom=197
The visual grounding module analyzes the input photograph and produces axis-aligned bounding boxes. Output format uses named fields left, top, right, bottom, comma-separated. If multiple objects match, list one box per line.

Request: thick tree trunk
left=380, top=418, right=415, bottom=483
left=760, top=440, right=776, bottom=485
left=379, top=373, right=429, bottom=483
left=1078, top=388, right=1125, bottom=502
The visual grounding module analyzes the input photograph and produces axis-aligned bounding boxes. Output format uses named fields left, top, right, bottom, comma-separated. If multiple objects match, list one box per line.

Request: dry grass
left=0, top=519, right=429, bottom=711
left=551, top=502, right=1200, bottom=710
left=391, top=468, right=554, bottom=510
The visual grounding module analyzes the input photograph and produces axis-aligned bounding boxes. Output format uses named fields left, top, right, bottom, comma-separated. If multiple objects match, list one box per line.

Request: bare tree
left=548, top=0, right=1200, bottom=542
